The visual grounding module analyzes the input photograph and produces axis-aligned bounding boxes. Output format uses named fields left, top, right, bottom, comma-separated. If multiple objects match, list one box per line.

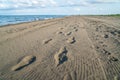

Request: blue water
left=0, top=15, right=66, bottom=26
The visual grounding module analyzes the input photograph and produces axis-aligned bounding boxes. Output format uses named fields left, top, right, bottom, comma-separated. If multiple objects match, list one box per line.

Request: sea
left=0, top=15, right=66, bottom=26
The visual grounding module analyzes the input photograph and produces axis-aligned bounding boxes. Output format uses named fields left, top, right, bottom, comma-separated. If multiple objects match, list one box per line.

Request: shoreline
left=0, top=19, right=47, bottom=28
left=0, top=18, right=57, bottom=28
left=0, top=15, right=119, bottom=28
left=0, top=15, right=67, bottom=27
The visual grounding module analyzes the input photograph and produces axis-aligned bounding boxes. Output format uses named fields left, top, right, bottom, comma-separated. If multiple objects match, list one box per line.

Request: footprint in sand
left=43, top=39, right=52, bottom=44
left=104, top=34, right=109, bottom=38
left=56, top=31, right=63, bottom=35
left=65, top=32, right=72, bottom=36
left=67, top=37, right=76, bottom=44
left=102, top=49, right=111, bottom=55
left=59, top=27, right=64, bottom=30
left=11, top=55, right=36, bottom=71
left=73, top=27, right=77, bottom=29
left=75, top=29, right=78, bottom=32
left=54, top=47, right=68, bottom=66
left=108, top=55, right=118, bottom=62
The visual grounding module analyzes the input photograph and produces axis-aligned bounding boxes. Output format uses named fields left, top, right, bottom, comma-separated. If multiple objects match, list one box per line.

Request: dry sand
left=0, top=16, right=120, bottom=80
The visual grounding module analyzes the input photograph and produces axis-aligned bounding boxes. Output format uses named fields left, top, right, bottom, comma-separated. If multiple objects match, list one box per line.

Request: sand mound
left=11, top=55, right=36, bottom=71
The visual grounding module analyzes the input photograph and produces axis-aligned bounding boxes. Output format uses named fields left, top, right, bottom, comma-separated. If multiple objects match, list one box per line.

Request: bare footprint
left=108, top=55, right=118, bottom=62
left=104, top=34, right=109, bottom=38
left=59, top=27, right=64, bottom=30
left=73, top=27, right=77, bottom=29
left=11, top=55, right=36, bottom=71
left=54, top=47, right=68, bottom=66
left=67, top=37, right=76, bottom=44
left=65, top=32, right=72, bottom=36
left=101, top=34, right=109, bottom=39
left=102, top=49, right=111, bottom=55
left=75, top=29, right=78, bottom=32
left=43, top=39, right=52, bottom=44
left=56, top=31, right=63, bottom=34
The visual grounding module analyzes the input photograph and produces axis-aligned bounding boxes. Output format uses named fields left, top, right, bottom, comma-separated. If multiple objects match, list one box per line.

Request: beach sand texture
left=0, top=16, right=120, bottom=80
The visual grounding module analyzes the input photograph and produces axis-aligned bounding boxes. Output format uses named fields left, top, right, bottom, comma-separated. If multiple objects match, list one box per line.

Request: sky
left=0, top=0, right=120, bottom=15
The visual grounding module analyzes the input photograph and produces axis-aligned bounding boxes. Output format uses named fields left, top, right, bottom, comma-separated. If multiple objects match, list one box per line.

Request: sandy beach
left=0, top=16, right=120, bottom=80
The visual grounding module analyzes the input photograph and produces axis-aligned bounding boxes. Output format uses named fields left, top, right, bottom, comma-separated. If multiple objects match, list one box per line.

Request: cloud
left=0, top=0, right=120, bottom=10
left=67, top=0, right=90, bottom=6
left=0, top=4, right=7, bottom=8
left=74, top=8, right=81, bottom=11
left=87, top=0, right=120, bottom=4
left=49, top=0, right=57, bottom=5
left=0, top=0, right=57, bottom=10
left=97, top=0, right=120, bottom=3
left=58, top=0, right=91, bottom=7
left=0, top=0, right=92, bottom=10
left=67, top=1, right=75, bottom=5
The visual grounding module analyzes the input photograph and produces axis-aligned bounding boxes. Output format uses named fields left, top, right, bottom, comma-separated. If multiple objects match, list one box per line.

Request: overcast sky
left=0, top=0, right=120, bottom=15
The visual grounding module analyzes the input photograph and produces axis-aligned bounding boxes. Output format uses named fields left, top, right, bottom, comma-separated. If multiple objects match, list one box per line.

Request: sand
left=11, top=55, right=36, bottom=71
left=0, top=16, right=120, bottom=80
